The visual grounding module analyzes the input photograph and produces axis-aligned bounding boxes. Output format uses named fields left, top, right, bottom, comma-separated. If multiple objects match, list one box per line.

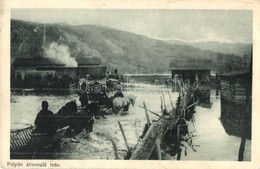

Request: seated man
left=34, top=101, right=56, bottom=135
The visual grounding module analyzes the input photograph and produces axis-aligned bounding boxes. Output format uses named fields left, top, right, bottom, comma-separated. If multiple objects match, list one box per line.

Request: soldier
left=79, top=93, right=89, bottom=107
left=34, top=101, right=56, bottom=135
left=114, top=90, right=124, bottom=98
left=79, top=82, right=89, bottom=107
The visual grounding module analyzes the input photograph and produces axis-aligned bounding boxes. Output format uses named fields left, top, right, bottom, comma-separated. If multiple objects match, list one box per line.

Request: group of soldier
left=34, top=88, right=125, bottom=135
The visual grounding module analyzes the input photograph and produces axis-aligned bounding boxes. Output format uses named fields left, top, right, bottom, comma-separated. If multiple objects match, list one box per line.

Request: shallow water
left=181, top=90, right=251, bottom=161
left=10, top=88, right=251, bottom=160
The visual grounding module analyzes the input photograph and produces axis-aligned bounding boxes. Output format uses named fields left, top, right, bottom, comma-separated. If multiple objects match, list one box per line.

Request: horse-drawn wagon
left=10, top=100, right=95, bottom=159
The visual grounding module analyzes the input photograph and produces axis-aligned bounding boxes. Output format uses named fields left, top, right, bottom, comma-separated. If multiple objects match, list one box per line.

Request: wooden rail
left=10, top=126, right=36, bottom=152
left=130, top=80, right=198, bottom=160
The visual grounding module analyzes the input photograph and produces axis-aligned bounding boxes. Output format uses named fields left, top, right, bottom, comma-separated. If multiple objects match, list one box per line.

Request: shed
left=169, top=59, right=212, bottom=105
left=169, top=59, right=211, bottom=84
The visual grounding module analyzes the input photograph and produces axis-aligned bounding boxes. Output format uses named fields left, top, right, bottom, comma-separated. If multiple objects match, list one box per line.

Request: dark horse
left=56, top=100, right=94, bottom=133
left=55, top=100, right=77, bottom=129
left=55, top=100, right=77, bottom=117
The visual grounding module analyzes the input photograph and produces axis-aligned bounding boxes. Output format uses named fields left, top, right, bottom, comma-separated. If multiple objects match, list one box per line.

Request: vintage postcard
left=0, top=0, right=260, bottom=168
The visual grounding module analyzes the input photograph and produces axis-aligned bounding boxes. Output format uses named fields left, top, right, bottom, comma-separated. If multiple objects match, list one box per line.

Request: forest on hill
left=11, top=20, right=252, bottom=74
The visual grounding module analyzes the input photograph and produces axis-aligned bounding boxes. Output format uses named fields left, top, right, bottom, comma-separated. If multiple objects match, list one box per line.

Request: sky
left=11, top=9, right=252, bottom=43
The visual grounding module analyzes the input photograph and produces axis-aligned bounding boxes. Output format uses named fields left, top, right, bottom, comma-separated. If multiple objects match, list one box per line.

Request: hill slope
left=166, top=40, right=251, bottom=57
left=11, top=20, right=250, bottom=74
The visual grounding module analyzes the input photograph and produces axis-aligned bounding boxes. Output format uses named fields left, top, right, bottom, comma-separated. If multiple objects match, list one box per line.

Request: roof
left=13, top=57, right=103, bottom=67
left=13, top=57, right=65, bottom=67
left=219, top=69, right=251, bottom=77
left=124, top=74, right=171, bottom=76
left=169, top=59, right=211, bottom=70
left=36, top=66, right=77, bottom=70
left=76, top=57, right=102, bottom=65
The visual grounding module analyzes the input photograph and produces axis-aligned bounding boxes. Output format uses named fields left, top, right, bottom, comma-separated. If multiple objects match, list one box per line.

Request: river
left=10, top=86, right=251, bottom=160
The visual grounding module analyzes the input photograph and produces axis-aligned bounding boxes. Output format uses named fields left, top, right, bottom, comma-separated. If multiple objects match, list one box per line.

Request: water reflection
left=181, top=89, right=251, bottom=161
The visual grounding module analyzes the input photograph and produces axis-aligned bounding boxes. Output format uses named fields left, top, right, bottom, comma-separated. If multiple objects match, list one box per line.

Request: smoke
left=44, top=42, right=78, bottom=67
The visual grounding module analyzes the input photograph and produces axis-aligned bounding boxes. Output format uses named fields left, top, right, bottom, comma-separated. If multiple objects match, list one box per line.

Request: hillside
left=166, top=40, right=251, bottom=57
left=11, top=20, right=251, bottom=74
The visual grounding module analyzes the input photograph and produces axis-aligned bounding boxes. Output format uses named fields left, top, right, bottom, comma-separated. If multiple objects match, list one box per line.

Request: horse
left=55, top=100, right=77, bottom=117
left=55, top=100, right=77, bottom=129
left=112, top=95, right=137, bottom=114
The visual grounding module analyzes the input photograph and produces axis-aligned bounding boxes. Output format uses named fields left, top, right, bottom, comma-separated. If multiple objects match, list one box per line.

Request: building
left=12, top=57, right=107, bottom=88
left=76, top=58, right=106, bottom=79
left=169, top=59, right=211, bottom=105
left=169, top=59, right=211, bottom=84
left=219, top=70, right=252, bottom=139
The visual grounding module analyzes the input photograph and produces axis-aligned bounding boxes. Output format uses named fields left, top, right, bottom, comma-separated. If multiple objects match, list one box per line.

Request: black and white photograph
left=9, top=8, right=253, bottom=161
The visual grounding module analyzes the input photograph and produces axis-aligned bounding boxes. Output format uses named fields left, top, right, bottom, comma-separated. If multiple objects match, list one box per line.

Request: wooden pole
left=118, top=121, right=130, bottom=152
left=182, top=94, right=187, bottom=117
left=162, top=92, right=167, bottom=111
left=138, top=105, right=161, bottom=117
left=143, top=102, right=151, bottom=126
left=187, top=101, right=199, bottom=109
left=176, top=124, right=181, bottom=160
left=174, top=75, right=176, bottom=92
left=110, top=139, right=120, bottom=160
left=156, top=138, right=162, bottom=160
left=238, top=137, right=246, bottom=161
left=238, top=105, right=249, bottom=161
left=160, top=96, right=163, bottom=112
left=168, top=91, right=174, bottom=110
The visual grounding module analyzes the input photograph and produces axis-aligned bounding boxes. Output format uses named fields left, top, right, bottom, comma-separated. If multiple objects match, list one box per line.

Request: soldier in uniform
left=34, top=101, right=56, bottom=135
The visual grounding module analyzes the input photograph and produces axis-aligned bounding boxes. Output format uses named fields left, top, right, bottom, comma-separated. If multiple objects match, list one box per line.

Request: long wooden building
left=12, top=57, right=107, bottom=88
left=219, top=70, right=252, bottom=139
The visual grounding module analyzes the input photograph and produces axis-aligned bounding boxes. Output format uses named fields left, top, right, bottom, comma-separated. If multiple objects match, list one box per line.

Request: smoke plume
left=44, top=42, right=78, bottom=67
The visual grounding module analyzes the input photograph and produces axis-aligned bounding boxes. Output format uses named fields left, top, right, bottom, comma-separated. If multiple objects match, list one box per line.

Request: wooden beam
left=143, top=102, right=151, bottom=126
left=187, top=101, right=199, bottom=109
left=160, top=96, right=163, bottom=112
left=168, top=91, right=174, bottom=110
left=130, top=109, right=178, bottom=160
left=138, top=105, right=161, bottom=117
left=176, top=124, right=181, bottom=160
left=162, top=92, right=167, bottom=112
left=156, top=138, right=162, bottom=160
left=110, top=139, right=120, bottom=160
left=118, top=121, right=130, bottom=152
left=130, top=82, right=197, bottom=160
